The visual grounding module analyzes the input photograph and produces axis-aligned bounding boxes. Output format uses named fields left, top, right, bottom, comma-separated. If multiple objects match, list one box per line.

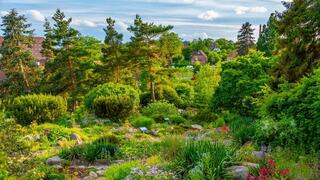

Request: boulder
left=191, top=124, right=202, bottom=131
left=47, top=156, right=64, bottom=165
left=89, top=171, right=98, bottom=178
left=70, top=133, right=82, bottom=144
left=253, top=151, right=265, bottom=160
left=227, top=166, right=249, bottom=180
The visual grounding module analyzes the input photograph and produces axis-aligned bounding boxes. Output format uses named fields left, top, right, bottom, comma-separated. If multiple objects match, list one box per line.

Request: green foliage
left=168, top=115, right=186, bottom=125
left=142, top=101, right=178, bottom=121
left=237, top=22, right=255, bottom=55
left=85, top=83, right=139, bottom=120
left=175, top=83, right=194, bottom=107
left=130, top=116, right=155, bottom=129
left=194, top=62, right=221, bottom=108
left=93, top=95, right=135, bottom=121
left=272, top=0, right=320, bottom=84
left=104, top=160, right=140, bottom=180
left=257, top=69, right=320, bottom=151
left=10, top=94, right=67, bottom=125
left=174, top=140, right=237, bottom=179
left=159, top=32, right=183, bottom=65
left=156, top=85, right=181, bottom=106
left=193, top=109, right=218, bottom=123
left=211, top=51, right=273, bottom=116
left=257, top=13, right=278, bottom=57
left=229, top=117, right=256, bottom=145
left=59, top=140, right=118, bottom=162
left=25, top=165, right=66, bottom=180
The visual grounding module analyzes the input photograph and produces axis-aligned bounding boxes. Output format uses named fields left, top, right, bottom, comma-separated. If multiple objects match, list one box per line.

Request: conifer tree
left=237, top=22, right=255, bottom=56
left=128, top=15, right=173, bottom=101
left=0, top=9, right=40, bottom=97
left=41, top=18, right=55, bottom=60
left=101, top=17, right=125, bottom=83
left=272, top=0, right=320, bottom=84
left=257, top=13, right=278, bottom=57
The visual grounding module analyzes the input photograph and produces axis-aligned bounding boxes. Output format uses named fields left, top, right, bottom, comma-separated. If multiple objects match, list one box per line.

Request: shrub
left=10, top=94, right=67, bottom=125
left=130, top=116, right=155, bottom=129
left=142, top=101, right=178, bottom=122
left=257, top=69, right=320, bottom=151
left=192, top=109, right=218, bottom=123
left=93, top=95, right=135, bottom=121
left=168, top=115, right=186, bottom=124
left=25, top=165, right=66, bottom=180
left=175, top=83, right=194, bottom=107
left=59, top=140, right=118, bottom=162
left=85, top=83, right=139, bottom=121
left=229, top=117, right=256, bottom=145
left=104, top=160, right=140, bottom=180
left=174, top=140, right=237, bottom=179
left=156, top=85, right=181, bottom=106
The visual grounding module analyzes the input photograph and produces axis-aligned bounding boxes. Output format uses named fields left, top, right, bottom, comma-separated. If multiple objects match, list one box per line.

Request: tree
left=194, top=62, right=221, bottom=108
left=43, top=9, right=82, bottom=110
left=127, top=15, right=173, bottom=101
left=101, top=17, right=126, bottom=83
left=210, top=51, right=273, bottom=116
left=271, top=0, right=320, bottom=85
left=237, top=22, right=255, bottom=56
left=41, top=18, right=55, bottom=60
left=0, top=9, right=40, bottom=97
left=257, top=13, right=278, bottom=57
left=159, top=32, right=183, bottom=65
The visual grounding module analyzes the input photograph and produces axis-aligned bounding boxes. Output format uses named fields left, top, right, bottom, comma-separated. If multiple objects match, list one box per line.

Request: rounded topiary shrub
left=130, top=116, right=155, bottom=129
left=142, top=101, right=178, bottom=122
left=85, top=83, right=139, bottom=121
left=11, top=94, right=67, bottom=125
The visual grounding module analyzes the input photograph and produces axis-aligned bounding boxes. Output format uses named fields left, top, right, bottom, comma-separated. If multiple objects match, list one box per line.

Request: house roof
left=192, top=50, right=208, bottom=58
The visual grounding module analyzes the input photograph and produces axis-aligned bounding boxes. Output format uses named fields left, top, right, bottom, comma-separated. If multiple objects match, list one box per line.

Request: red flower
left=269, top=159, right=276, bottom=167
left=279, top=168, right=289, bottom=176
left=260, top=167, right=268, bottom=176
left=221, top=125, right=229, bottom=133
left=247, top=175, right=255, bottom=180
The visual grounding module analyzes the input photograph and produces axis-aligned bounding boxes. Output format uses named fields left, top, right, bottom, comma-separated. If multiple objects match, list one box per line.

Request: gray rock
left=89, top=171, right=98, bottom=178
left=253, top=151, right=265, bottom=160
left=96, top=170, right=105, bottom=176
left=227, top=166, right=249, bottom=180
left=139, top=127, right=148, bottom=133
left=70, top=133, right=82, bottom=144
left=47, top=156, right=64, bottom=165
left=191, top=124, right=202, bottom=131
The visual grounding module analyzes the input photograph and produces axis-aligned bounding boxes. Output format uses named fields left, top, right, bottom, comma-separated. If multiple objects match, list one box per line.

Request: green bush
left=130, top=116, right=155, bottom=129
left=175, top=83, right=194, bottom=107
left=59, top=140, right=118, bottom=162
left=85, top=83, right=139, bottom=121
left=93, top=95, right=135, bottom=121
left=142, top=101, right=178, bottom=122
left=193, top=109, right=218, bottom=123
left=25, top=165, right=66, bottom=180
left=104, top=160, right=140, bottom=180
left=229, top=117, right=256, bottom=145
left=168, top=115, right=186, bottom=124
left=257, top=69, right=320, bottom=151
left=10, top=94, right=67, bottom=125
left=156, top=85, right=181, bottom=106
left=174, top=140, right=237, bottom=179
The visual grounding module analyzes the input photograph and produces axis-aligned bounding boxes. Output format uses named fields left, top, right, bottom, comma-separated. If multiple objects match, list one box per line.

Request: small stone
left=242, top=162, right=259, bottom=169
left=96, top=170, right=105, bottom=176
left=47, top=156, right=64, bottom=165
left=227, top=166, right=249, bottom=180
left=253, top=151, right=265, bottom=160
left=70, top=133, right=82, bottom=144
left=89, top=171, right=98, bottom=178
left=139, top=127, right=148, bottom=133
left=223, top=139, right=233, bottom=145
left=191, top=124, right=202, bottom=131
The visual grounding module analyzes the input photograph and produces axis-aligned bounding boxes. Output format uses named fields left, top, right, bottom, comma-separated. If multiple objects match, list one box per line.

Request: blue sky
left=0, top=0, right=289, bottom=42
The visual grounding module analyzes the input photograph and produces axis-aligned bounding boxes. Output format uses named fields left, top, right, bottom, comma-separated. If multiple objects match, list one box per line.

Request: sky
left=0, top=0, right=289, bottom=42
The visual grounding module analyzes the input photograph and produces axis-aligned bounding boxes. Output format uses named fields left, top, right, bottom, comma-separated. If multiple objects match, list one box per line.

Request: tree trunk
left=68, top=58, right=77, bottom=111
left=19, top=61, right=31, bottom=93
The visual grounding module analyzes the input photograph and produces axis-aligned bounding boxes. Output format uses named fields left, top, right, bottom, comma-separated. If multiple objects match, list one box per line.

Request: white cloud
left=198, top=10, right=219, bottom=20
left=71, top=19, right=97, bottom=27
left=234, top=6, right=267, bottom=15
left=117, top=21, right=129, bottom=31
left=0, top=11, right=9, bottom=16
left=28, top=10, right=45, bottom=22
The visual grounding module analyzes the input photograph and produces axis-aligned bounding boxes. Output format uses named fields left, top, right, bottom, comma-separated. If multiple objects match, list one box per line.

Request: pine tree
left=101, top=17, right=125, bottom=83
left=158, top=32, right=183, bottom=65
left=127, top=15, right=173, bottom=101
left=41, top=18, right=55, bottom=59
left=272, top=0, right=320, bottom=84
left=257, top=13, right=278, bottom=57
left=237, top=22, right=255, bottom=56
left=0, top=9, right=40, bottom=97
left=42, top=9, right=80, bottom=110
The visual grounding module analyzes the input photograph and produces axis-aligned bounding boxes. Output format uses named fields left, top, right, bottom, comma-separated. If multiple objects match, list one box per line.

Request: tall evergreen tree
left=257, top=13, right=278, bottom=57
left=237, top=22, right=255, bottom=56
left=101, top=17, right=126, bottom=83
left=128, top=15, right=173, bottom=101
left=41, top=18, right=55, bottom=60
left=159, top=32, right=183, bottom=65
left=42, top=9, right=80, bottom=110
left=272, top=0, right=320, bottom=85
left=0, top=9, right=40, bottom=97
